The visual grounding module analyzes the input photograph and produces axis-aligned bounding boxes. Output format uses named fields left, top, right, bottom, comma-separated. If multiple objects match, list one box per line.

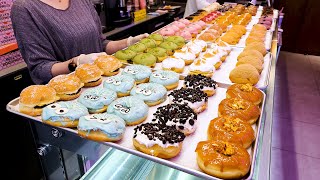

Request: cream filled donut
left=162, top=57, right=185, bottom=73
left=168, top=88, right=208, bottom=113
left=107, top=96, right=148, bottom=125
left=121, top=65, right=152, bottom=84
left=173, top=49, right=196, bottom=65
left=103, top=75, right=135, bottom=97
left=133, top=123, right=185, bottom=159
left=42, top=101, right=89, bottom=127
left=149, top=70, right=179, bottom=90
left=78, top=87, right=117, bottom=113
left=152, top=103, right=197, bottom=135
left=78, top=113, right=126, bottom=142
left=184, top=74, right=218, bottom=97
left=130, top=83, right=167, bottom=106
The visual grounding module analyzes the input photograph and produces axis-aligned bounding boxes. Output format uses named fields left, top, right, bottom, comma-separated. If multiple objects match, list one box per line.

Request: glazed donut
left=149, top=70, right=179, bottom=90
left=103, top=75, right=135, bottom=97
left=152, top=103, right=197, bottom=135
left=207, top=116, right=255, bottom=148
left=78, top=113, right=126, bottom=142
left=19, top=85, right=60, bottom=117
left=184, top=74, right=218, bottom=97
left=42, top=101, right=89, bottom=127
left=169, top=88, right=208, bottom=114
left=121, top=64, right=152, bottom=84
left=78, top=87, right=117, bottom=113
left=107, top=96, right=148, bottom=125
left=226, top=84, right=263, bottom=105
left=196, top=140, right=251, bottom=179
left=48, top=74, right=84, bottom=101
left=130, top=83, right=167, bottom=106
left=94, top=55, right=123, bottom=76
left=133, top=123, right=185, bottom=159
left=75, top=64, right=103, bottom=87
left=218, top=97, right=260, bottom=124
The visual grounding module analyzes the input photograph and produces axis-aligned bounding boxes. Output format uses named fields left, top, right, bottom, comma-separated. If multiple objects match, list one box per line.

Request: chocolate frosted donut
left=168, top=88, right=208, bottom=113
left=152, top=103, right=197, bottom=135
left=133, top=123, right=185, bottom=159
left=184, top=74, right=218, bottom=96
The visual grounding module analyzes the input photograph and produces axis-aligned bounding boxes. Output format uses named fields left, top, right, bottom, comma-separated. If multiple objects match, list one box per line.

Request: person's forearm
left=51, top=58, right=74, bottom=77
left=105, top=38, right=128, bottom=54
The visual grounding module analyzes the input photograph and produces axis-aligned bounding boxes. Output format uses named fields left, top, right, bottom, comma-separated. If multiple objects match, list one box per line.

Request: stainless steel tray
left=6, top=80, right=266, bottom=180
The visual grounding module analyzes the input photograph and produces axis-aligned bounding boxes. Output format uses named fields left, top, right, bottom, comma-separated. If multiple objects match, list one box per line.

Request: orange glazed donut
left=218, top=97, right=260, bottom=124
left=226, top=84, right=263, bottom=105
left=196, top=140, right=251, bottom=179
left=207, top=116, right=255, bottom=148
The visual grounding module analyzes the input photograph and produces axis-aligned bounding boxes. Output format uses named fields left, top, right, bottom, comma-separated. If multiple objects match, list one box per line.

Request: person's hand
left=127, top=33, right=149, bottom=46
left=75, top=52, right=107, bottom=65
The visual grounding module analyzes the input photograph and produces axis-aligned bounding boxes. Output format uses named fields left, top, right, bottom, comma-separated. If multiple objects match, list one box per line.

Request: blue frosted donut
left=42, top=101, right=89, bottom=127
left=130, top=83, right=167, bottom=106
left=107, top=96, right=148, bottom=125
left=78, top=87, right=117, bottom=113
left=103, top=74, right=135, bottom=96
left=121, top=65, right=152, bottom=83
left=78, top=113, right=126, bottom=141
left=149, top=70, right=179, bottom=90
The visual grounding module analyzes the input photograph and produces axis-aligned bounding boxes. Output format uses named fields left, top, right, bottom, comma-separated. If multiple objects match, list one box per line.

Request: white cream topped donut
left=133, top=123, right=185, bottom=159
left=185, top=41, right=203, bottom=55
left=168, top=88, right=208, bottom=113
left=152, top=103, right=198, bottom=135
left=193, top=40, right=207, bottom=52
left=189, top=58, right=215, bottom=77
left=173, top=49, right=196, bottom=65
left=162, top=57, right=185, bottom=73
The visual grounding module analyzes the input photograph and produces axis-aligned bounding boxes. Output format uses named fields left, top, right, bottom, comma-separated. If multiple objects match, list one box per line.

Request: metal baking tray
left=6, top=79, right=266, bottom=180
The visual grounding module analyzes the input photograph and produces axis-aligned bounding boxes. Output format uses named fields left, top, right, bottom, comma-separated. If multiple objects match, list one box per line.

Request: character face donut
left=78, top=113, right=126, bottom=141
left=42, top=101, right=89, bottom=127
left=122, top=65, right=152, bottom=83
left=103, top=75, right=135, bottom=96
left=107, top=96, right=149, bottom=125
left=78, top=87, right=117, bottom=113
left=130, top=83, right=167, bottom=106
left=149, top=70, right=179, bottom=90
left=152, top=103, right=197, bottom=135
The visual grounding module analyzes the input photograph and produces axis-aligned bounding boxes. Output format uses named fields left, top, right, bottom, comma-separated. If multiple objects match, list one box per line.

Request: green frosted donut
left=128, top=43, right=147, bottom=53
left=132, top=53, right=157, bottom=67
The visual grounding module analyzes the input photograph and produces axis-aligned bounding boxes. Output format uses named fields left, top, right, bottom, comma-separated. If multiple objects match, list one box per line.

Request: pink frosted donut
left=178, top=30, right=192, bottom=40
left=169, top=25, right=180, bottom=32
left=190, top=23, right=202, bottom=32
left=159, top=28, right=175, bottom=36
left=173, top=21, right=186, bottom=29
left=185, top=26, right=198, bottom=36
left=179, top=19, right=191, bottom=25
left=196, top=20, right=207, bottom=29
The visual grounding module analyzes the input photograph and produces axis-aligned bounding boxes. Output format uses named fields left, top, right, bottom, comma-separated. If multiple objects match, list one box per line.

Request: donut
left=121, top=64, right=152, bottom=84
left=78, top=87, right=117, bottom=113
left=132, top=53, right=157, bottom=67
left=128, top=43, right=147, bottom=53
left=75, top=63, right=103, bottom=87
left=139, top=38, right=157, bottom=49
left=201, top=52, right=223, bottom=70
left=152, top=103, right=197, bottom=135
left=238, top=53, right=264, bottom=66
left=189, top=58, right=215, bottom=78
left=149, top=70, right=179, bottom=90
left=229, top=64, right=260, bottom=85
left=78, top=113, right=126, bottom=142
left=162, top=57, right=185, bottom=73
left=169, top=88, right=208, bottom=114
left=159, top=41, right=178, bottom=56
left=236, top=55, right=263, bottom=74
left=165, top=35, right=186, bottom=48
left=184, top=42, right=203, bottom=57
left=193, top=40, right=207, bottom=52
left=42, top=101, right=89, bottom=127
left=146, top=47, right=168, bottom=62
left=133, top=123, right=185, bottom=159
left=107, top=96, right=148, bottom=125
left=226, top=84, right=263, bottom=105
left=130, top=83, right=167, bottom=106
left=237, top=49, right=264, bottom=62
left=147, top=33, right=164, bottom=45
left=196, top=140, right=251, bottom=179
left=94, top=55, right=123, bottom=76
left=207, top=116, right=255, bottom=148
left=173, top=49, right=196, bottom=65
left=48, top=74, right=84, bottom=101
left=218, top=97, right=260, bottom=124
left=114, top=49, right=137, bottom=63
left=19, top=85, right=60, bottom=116
left=184, top=74, right=218, bottom=97
left=244, top=42, right=267, bottom=56
left=103, top=75, right=135, bottom=97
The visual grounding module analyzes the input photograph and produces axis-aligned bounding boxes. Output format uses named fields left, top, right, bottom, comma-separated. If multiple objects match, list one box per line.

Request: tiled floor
left=271, top=51, right=320, bottom=180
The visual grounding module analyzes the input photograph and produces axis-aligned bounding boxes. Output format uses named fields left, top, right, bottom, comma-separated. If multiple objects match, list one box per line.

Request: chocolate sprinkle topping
left=169, top=87, right=208, bottom=103
left=133, top=123, right=185, bottom=144
left=184, top=74, right=217, bottom=91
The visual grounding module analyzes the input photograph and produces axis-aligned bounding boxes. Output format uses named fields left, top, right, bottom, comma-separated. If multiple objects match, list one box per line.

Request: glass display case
left=6, top=7, right=282, bottom=180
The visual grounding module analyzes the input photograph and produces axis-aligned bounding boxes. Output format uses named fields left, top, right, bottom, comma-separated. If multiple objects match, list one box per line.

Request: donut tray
left=6, top=80, right=266, bottom=180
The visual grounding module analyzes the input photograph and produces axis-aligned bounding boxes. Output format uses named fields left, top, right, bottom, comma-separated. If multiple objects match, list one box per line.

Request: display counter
left=6, top=4, right=281, bottom=180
